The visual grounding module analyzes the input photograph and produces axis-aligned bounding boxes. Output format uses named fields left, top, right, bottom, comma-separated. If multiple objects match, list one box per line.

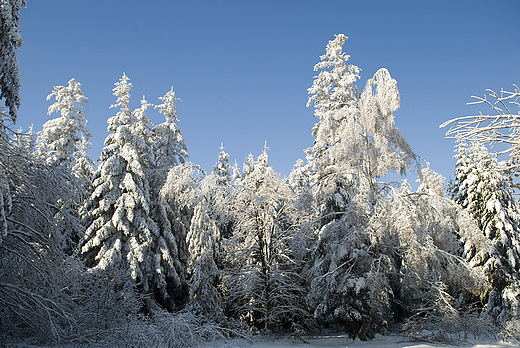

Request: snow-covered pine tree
left=451, top=140, right=520, bottom=323
left=289, top=156, right=316, bottom=218
left=80, top=74, right=174, bottom=309
left=145, top=87, right=193, bottom=310
left=186, top=145, right=233, bottom=321
left=222, top=147, right=308, bottom=332
left=0, top=0, right=25, bottom=122
left=32, top=79, right=93, bottom=253
left=153, top=87, right=188, bottom=170
left=213, top=144, right=232, bottom=187
left=15, top=124, right=36, bottom=155
left=155, top=162, right=202, bottom=310
left=71, top=134, right=95, bottom=184
left=304, top=34, right=416, bottom=339
left=35, top=78, right=94, bottom=179
left=0, top=0, right=25, bottom=247
left=186, top=197, right=224, bottom=321
left=241, top=153, right=255, bottom=180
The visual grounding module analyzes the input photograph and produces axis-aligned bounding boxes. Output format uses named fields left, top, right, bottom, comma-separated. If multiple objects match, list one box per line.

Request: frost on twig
left=441, top=85, right=520, bottom=168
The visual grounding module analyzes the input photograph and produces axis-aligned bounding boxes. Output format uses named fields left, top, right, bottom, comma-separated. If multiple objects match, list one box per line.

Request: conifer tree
left=148, top=88, right=193, bottom=310
left=156, top=162, right=201, bottom=309
left=186, top=145, right=232, bottom=321
left=153, top=87, right=188, bottom=170
left=35, top=78, right=94, bottom=180
left=32, top=79, right=93, bottom=252
left=81, top=74, right=174, bottom=308
left=0, top=0, right=25, bottom=122
left=222, top=148, right=307, bottom=331
left=186, top=198, right=224, bottom=320
left=451, top=140, right=520, bottom=323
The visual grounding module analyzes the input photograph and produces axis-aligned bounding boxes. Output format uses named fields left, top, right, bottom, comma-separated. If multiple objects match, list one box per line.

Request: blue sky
left=15, top=0, right=520, bottom=182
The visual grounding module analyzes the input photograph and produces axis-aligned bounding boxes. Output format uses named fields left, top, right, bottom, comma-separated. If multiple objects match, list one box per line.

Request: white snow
left=209, top=334, right=516, bottom=348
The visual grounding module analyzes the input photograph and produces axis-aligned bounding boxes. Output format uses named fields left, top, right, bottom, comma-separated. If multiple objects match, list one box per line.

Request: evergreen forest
left=2, top=3, right=520, bottom=346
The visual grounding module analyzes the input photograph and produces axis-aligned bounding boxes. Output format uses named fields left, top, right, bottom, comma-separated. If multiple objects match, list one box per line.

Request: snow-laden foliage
left=450, top=140, right=520, bottom=324
left=0, top=0, right=25, bottom=122
left=441, top=86, right=520, bottom=182
left=153, top=87, right=188, bottom=169
left=186, top=146, right=233, bottom=322
left=305, top=34, right=415, bottom=228
left=0, top=145, right=88, bottom=343
left=14, top=124, right=35, bottom=154
left=186, top=199, right=224, bottom=321
left=373, top=167, right=489, bottom=332
left=222, top=148, right=309, bottom=332
left=80, top=74, right=176, bottom=309
left=153, top=162, right=202, bottom=310
left=306, top=174, right=385, bottom=340
left=35, top=78, right=94, bottom=180
left=304, top=34, right=417, bottom=339
left=5, top=31, right=517, bottom=344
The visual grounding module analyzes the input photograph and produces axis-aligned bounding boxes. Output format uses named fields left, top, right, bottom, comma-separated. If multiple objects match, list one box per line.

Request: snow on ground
left=210, top=334, right=517, bottom=348
left=10, top=333, right=517, bottom=348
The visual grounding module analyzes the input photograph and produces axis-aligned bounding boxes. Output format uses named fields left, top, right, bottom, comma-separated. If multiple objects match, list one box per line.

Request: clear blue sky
left=15, top=0, right=520, bottom=182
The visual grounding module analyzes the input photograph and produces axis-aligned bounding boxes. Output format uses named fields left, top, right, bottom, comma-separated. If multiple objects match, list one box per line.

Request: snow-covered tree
left=0, top=144, right=89, bottom=342
left=71, top=134, right=95, bottom=183
left=0, top=0, right=25, bottom=122
left=450, top=140, right=520, bottom=323
left=369, top=166, right=489, bottom=332
left=213, top=144, right=232, bottom=187
left=153, top=87, right=188, bottom=170
left=305, top=34, right=415, bottom=226
left=441, top=85, right=520, bottom=184
left=0, top=0, right=26, bottom=247
left=35, top=78, right=94, bottom=177
left=80, top=74, right=178, bottom=310
left=153, top=162, right=202, bottom=310
left=222, top=148, right=308, bottom=332
left=186, top=146, right=233, bottom=321
left=14, top=124, right=36, bottom=154
left=304, top=34, right=416, bottom=339
left=186, top=198, right=224, bottom=320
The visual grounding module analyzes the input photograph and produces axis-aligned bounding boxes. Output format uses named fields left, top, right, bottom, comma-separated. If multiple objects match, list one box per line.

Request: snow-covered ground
left=9, top=334, right=517, bottom=348
left=211, top=334, right=516, bottom=348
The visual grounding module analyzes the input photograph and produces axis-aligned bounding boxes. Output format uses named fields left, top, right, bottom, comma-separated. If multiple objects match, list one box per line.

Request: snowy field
left=209, top=334, right=516, bottom=348
left=8, top=333, right=517, bottom=348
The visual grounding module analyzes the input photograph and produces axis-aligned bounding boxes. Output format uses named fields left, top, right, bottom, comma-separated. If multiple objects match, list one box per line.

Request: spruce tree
left=149, top=87, right=192, bottom=310
left=153, top=87, right=188, bottom=170
left=222, top=148, right=307, bottom=332
left=81, top=74, right=171, bottom=308
left=35, top=78, right=93, bottom=173
left=451, top=140, right=520, bottom=323
left=0, top=0, right=25, bottom=122
left=186, top=145, right=232, bottom=321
